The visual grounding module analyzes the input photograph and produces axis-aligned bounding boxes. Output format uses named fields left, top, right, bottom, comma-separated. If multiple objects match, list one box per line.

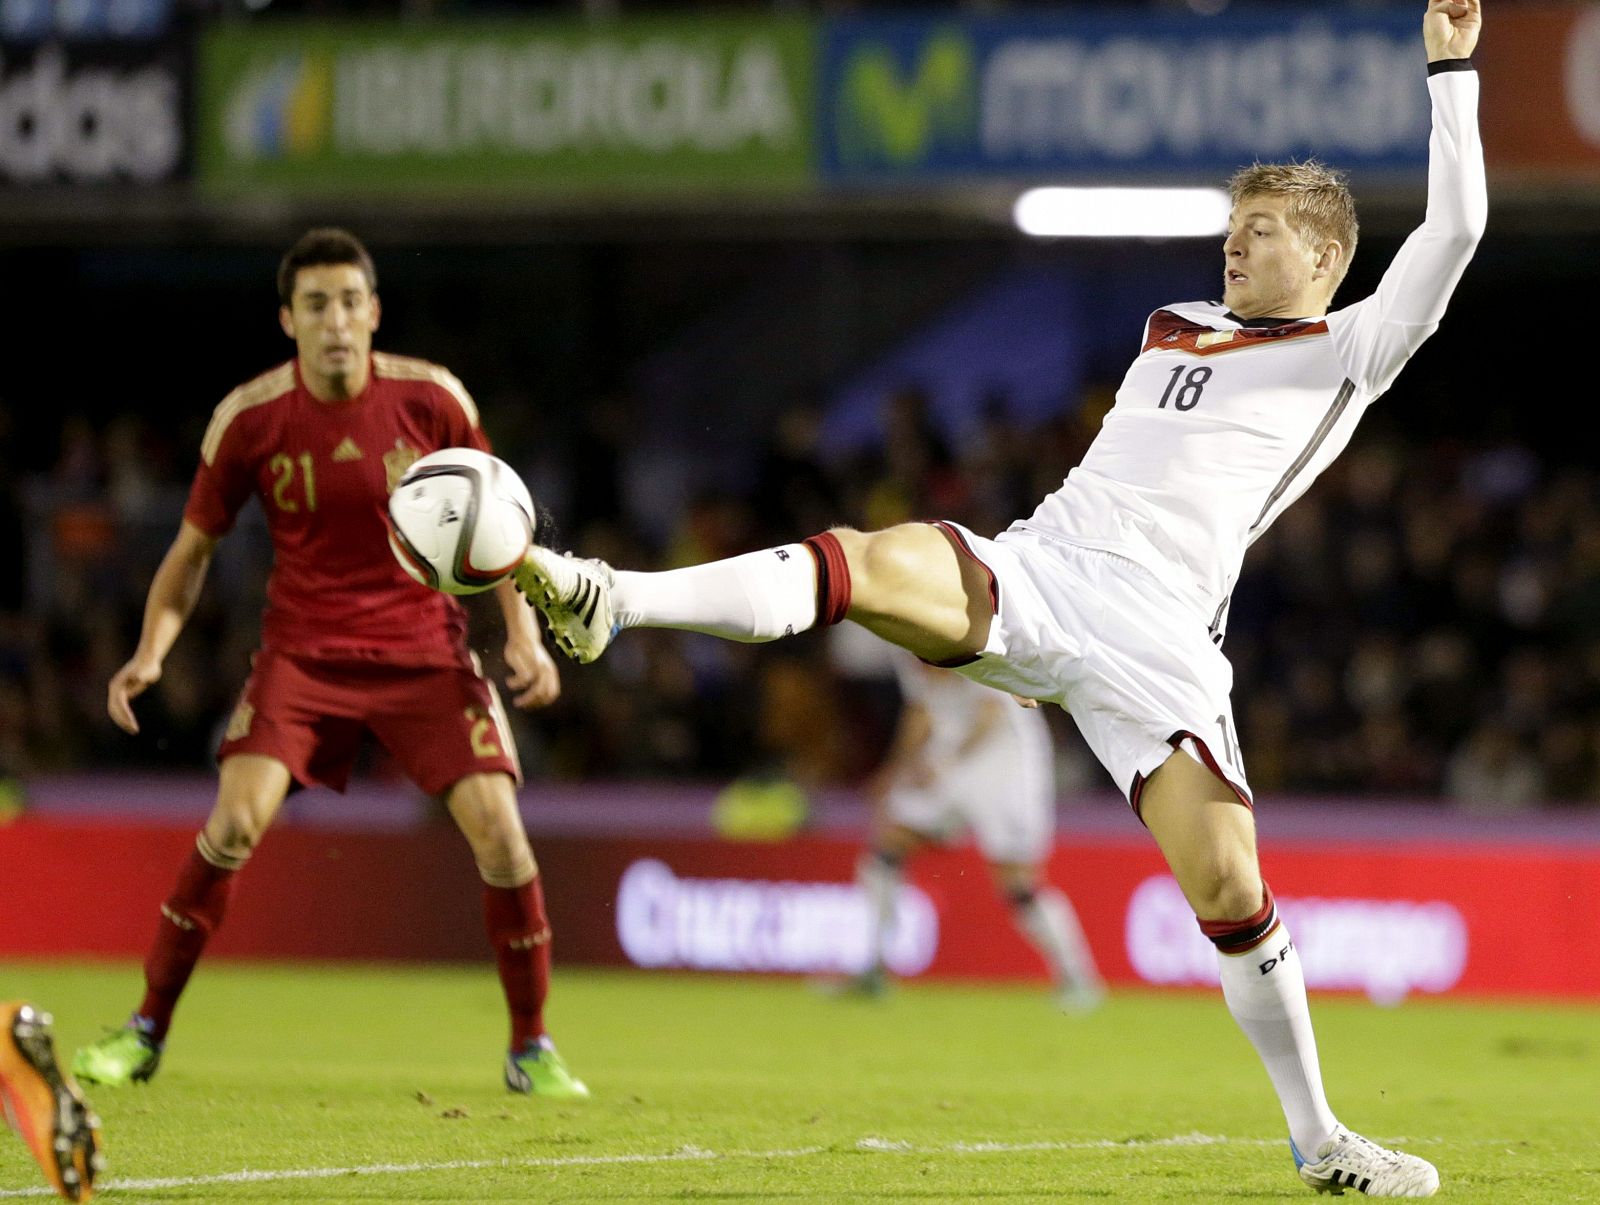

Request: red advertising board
left=3, top=818, right=1598, bottom=1000
left=1477, top=5, right=1600, bottom=177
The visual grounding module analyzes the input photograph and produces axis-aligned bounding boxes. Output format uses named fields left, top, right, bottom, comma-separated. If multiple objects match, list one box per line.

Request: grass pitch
left=0, top=964, right=1595, bottom=1202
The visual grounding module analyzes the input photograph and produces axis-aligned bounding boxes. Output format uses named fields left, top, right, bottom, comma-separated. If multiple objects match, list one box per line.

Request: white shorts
left=884, top=713, right=1054, bottom=865
left=934, top=523, right=1251, bottom=812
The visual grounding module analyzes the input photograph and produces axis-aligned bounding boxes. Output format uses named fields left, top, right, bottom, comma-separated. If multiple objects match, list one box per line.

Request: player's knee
left=203, top=811, right=266, bottom=860
left=1191, top=863, right=1265, bottom=922
left=476, top=837, right=537, bottom=888
left=1005, top=884, right=1038, bottom=910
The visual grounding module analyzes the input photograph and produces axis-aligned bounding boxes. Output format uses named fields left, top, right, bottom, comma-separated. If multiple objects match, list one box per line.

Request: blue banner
left=820, top=9, right=1432, bottom=183
left=1, top=0, right=171, bottom=41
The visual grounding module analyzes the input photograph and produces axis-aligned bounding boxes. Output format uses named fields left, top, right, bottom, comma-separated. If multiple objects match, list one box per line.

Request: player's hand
left=1423, top=0, right=1480, bottom=62
left=504, top=635, right=561, bottom=709
left=107, top=656, right=162, bottom=734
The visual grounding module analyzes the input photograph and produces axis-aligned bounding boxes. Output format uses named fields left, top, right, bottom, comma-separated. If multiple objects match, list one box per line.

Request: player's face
left=1222, top=195, right=1330, bottom=319
left=279, top=264, right=381, bottom=399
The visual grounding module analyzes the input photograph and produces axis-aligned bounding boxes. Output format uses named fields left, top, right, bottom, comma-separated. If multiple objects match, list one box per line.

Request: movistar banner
left=196, top=17, right=814, bottom=194
left=821, top=10, right=1433, bottom=182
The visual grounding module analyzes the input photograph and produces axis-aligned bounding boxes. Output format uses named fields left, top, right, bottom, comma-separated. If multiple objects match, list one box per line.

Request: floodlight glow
left=1013, top=187, right=1230, bottom=238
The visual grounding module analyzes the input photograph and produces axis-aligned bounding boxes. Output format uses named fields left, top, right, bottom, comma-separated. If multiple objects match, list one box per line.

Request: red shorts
left=217, top=650, right=521, bottom=796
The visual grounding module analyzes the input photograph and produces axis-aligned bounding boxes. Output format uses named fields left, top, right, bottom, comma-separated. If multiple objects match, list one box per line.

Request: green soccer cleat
left=504, top=1038, right=590, bottom=1100
left=72, top=1026, right=161, bottom=1087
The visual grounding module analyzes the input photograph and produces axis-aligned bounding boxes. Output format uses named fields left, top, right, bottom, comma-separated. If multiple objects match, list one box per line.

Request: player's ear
left=279, top=305, right=295, bottom=340
left=370, top=292, right=382, bottom=332
left=1313, top=240, right=1343, bottom=281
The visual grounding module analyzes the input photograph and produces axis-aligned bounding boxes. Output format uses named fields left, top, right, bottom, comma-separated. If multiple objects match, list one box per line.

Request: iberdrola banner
left=195, top=17, right=815, bottom=195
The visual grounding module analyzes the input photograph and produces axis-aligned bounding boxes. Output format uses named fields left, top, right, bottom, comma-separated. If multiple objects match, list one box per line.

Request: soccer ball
left=387, top=448, right=535, bottom=595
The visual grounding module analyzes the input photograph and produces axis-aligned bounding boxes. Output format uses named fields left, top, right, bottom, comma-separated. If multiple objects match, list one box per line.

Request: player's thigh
left=1138, top=748, right=1262, bottom=921
left=446, top=771, right=535, bottom=873
left=834, top=523, right=994, bottom=661
left=368, top=663, right=520, bottom=798
left=1051, top=550, right=1252, bottom=811
left=206, top=754, right=293, bottom=856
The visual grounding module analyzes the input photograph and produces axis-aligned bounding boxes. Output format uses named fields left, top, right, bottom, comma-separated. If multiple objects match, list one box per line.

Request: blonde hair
left=1228, top=160, right=1359, bottom=293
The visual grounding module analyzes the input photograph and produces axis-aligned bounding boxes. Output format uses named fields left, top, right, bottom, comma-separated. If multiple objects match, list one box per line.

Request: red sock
left=484, top=878, right=551, bottom=1050
left=1197, top=884, right=1280, bottom=954
left=138, top=840, right=238, bottom=1041
left=802, top=531, right=852, bottom=627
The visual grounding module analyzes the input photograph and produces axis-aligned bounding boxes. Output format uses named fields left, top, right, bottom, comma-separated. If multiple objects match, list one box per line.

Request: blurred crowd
left=3, top=378, right=1597, bottom=812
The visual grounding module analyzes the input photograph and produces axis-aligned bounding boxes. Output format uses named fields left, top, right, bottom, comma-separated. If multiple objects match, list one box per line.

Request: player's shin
left=1201, top=886, right=1339, bottom=1158
left=482, top=861, right=552, bottom=1050
left=610, top=534, right=849, bottom=641
left=138, top=833, right=245, bottom=1040
left=856, top=850, right=902, bottom=973
left=1011, top=886, right=1103, bottom=1002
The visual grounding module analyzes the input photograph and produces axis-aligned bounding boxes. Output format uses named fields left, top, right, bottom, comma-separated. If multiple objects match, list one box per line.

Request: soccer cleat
left=0, top=1003, right=105, bottom=1202
left=513, top=547, right=617, bottom=664
left=504, top=1037, right=590, bottom=1100
left=71, top=1025, right=161, bottom=1087
left=1294, top=1126, right=1440, bottom=1197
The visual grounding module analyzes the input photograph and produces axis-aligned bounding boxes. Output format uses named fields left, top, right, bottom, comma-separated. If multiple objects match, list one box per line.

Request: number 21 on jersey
left=269, top=452, right=318, bottom=512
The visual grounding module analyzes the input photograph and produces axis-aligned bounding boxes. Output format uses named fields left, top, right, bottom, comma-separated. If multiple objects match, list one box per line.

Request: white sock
left=857, top=852, right=901, bottom=971
left=611, top=545, right=818, bottom=641
left=1216, top=920, right=1340, bottom=1157
left=1015, top=886, right=1103, bottom=993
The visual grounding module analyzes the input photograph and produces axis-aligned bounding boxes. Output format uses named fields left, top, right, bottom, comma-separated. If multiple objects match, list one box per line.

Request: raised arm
left=1331, top=0, right=1487, bottom=391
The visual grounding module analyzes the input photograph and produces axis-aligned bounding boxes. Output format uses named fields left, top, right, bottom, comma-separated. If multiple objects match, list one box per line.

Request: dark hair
left=276, top=228, right=377, bottom=307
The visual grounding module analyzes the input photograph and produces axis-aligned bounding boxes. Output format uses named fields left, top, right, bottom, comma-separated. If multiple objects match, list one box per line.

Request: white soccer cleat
left=1296, top=1127, right=1439, bottom=1197
left=514, top=546, right=617, bottom=663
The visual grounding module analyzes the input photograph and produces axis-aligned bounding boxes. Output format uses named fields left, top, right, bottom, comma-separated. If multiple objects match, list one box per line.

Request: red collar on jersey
left=1143, top=310, right=1329, bottom=357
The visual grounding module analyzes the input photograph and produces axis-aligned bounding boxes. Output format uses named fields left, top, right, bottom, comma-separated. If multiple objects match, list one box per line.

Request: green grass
left=1, top=964, right=1596, bottom=1202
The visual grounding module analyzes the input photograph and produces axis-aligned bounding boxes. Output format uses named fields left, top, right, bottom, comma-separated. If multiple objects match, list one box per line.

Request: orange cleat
left=0, top=1003, right=103, bottom=1201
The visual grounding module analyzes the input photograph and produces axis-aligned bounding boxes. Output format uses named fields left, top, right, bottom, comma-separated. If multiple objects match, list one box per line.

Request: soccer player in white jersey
left=517, top=0, right=1483, bottom=1194
left=850, top=650, right=1105, bottom=1010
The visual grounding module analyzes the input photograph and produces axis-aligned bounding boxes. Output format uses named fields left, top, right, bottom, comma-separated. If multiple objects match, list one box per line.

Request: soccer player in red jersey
left=72, top=229, right=588, bottom=1099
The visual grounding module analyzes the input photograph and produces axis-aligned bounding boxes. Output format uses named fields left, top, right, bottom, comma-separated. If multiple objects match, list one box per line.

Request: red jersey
left=184, top=352, right=492, bottom=667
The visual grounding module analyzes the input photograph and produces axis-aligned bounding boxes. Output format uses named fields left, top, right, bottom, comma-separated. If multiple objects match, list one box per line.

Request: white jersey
left=891, top=652, right=1048, bottom=763
left=887, top=652, right=1056, bottom=862
left=1019, top=68, right=1485, bottom=642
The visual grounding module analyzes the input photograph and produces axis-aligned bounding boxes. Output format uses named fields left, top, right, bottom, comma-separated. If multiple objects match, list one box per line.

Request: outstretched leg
left=517, top=523, right=994, bottom=665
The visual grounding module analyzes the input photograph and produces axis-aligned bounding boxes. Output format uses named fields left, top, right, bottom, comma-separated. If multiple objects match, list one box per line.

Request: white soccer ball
left=387, top=448, right=535, bottom=595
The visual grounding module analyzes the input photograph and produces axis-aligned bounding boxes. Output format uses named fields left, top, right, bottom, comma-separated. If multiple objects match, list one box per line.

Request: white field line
left=0, top=1132, right=1434, bottom=1197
